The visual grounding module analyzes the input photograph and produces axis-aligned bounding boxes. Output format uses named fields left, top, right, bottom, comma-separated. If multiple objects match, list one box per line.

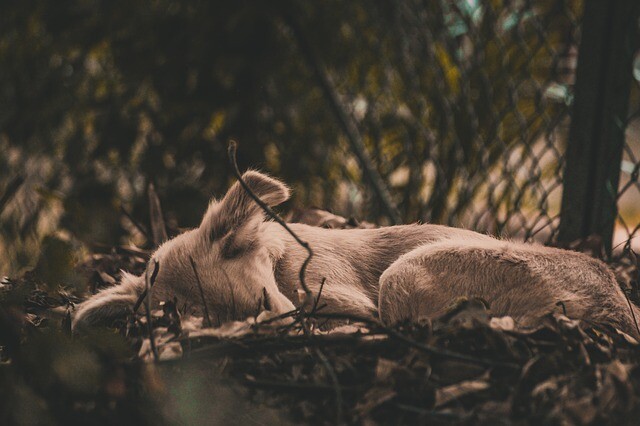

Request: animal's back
left=71, top=169, right=640, bottom=338
left=271, top=223, right=496, bottom=317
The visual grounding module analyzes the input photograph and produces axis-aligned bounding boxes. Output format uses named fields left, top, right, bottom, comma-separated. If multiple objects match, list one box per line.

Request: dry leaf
left=158, top=341, right=183, bottom=361
left=435, top=379, right=490, bottom=408
left=355, top=387, right=397, bottom=415
left=490, top=316, right=515, bottom=331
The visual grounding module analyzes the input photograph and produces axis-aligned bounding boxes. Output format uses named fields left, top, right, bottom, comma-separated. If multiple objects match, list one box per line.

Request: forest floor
left=2, top=211, right=640, bottom=425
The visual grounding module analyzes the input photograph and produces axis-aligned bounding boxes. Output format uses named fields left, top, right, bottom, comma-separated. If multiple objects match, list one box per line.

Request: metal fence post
left=558, top=0, right=640, bottom=254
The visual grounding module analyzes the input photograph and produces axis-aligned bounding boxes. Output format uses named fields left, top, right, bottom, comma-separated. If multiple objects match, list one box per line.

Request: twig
left=133, top=292, right=146, bottom=316
left=228, top=141, right=343, bottom=420
left=112, top=244, right=150, bottom=258
left=281, top=14, right=401, bottom=224
left=623, top=291, right=640, bottom=338
left=313, top=346, right=344, bottom=423
left=0, top=175, right=25, bottom=216
left=217, top=265, right=239, bottom=322
left=148, top=182, right=168, bottom=246
left=612, top=234, right=640, bottom=252
left=630, top=248, right=640, bottom=301
left=229, top=281, right=237, bottom=321
left=227, top=141, right=314, bottom=308
left=255, top=308, right=301, bottom=326
left=261, top=287, right=271, bottom=311
left=182, top=330, right=390, bottom=359
left=296, top=315, right=345, bottom=424
left=309, top=312, right=519, bottom=368
left=133, top=260, right=159, bottom=314
left=394, top=403, right=465, bottom=421
left=144, top=259, right=160, bottom=361
left=243, top=378, right=361, bottom=394
left=311, top=278, right=327, bottom=314
left=120, top=205, right=151, bottom=242
left=556, top=301, right=567, bottom=316
left=189, top=256, right=213, bottom=328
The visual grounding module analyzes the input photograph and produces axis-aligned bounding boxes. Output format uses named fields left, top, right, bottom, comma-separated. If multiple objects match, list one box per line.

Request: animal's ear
left=234, top=170, right=290, bottom=207
left=200, top=170, right=290, bottom=245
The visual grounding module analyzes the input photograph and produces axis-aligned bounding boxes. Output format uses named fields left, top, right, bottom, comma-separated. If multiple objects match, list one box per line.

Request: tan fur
left=72, top=171, right=640, bottom=338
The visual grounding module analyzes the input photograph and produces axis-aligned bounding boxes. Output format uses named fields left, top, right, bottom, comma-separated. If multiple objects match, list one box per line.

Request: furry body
left=73, top=171, right=640, bottom=337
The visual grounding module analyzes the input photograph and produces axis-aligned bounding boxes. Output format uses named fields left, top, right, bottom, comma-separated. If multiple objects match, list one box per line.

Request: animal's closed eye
left=222, top=243, right=243, bottom=259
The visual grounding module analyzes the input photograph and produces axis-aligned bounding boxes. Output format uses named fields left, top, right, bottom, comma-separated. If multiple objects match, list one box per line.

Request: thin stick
left=144, top=259, right=160, bottom=361
left=228, top=142, right=347, bottom=422
left=133, top=289, right=148, bottom=315
left=314, top=347, right=343, bottom=422
left=0, top=175, right=24, bottom=216
left=255, top=308, right=301, bottom=326
left=182, top=330, right=391, bottom=359
left=623, top=291, right=640, bottom=338
left=147, top=182, right=168, bottom=246
left=120, top=205, right=151, bottom=242
left=217, top=265, right=239, bottom=323
left=189, top=256, right=213, bottom=328
left=261, top=287, right=271, bottom=311
left=133, top=260, right=159, bottom=314
left=311, top=278, right=327, bottom=314
left=555, top=301, right=567, bottom=316
left=281, top=14, right=401, bottom=224
left=243, top=378, right=361, bottom=394
left=309, top=312, right=519, bottom=368
left=298, top=314, right=344, bottom=424
left=227, top=141, right=314, bottom=308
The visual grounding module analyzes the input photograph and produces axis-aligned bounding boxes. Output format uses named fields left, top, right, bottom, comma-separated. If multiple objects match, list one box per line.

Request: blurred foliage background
left=1, top=0, right=629, bottom=277
left=2, top=2, right=640, bottom=423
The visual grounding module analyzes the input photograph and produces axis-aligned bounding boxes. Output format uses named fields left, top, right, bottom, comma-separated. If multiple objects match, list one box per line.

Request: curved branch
left=227, top=141, right=314, bottom=308
left=281, top=13, right=401, bottom=224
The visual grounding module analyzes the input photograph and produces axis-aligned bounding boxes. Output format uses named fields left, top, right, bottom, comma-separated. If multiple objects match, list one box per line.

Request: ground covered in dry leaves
left=2, top=211, right=640, bottom=425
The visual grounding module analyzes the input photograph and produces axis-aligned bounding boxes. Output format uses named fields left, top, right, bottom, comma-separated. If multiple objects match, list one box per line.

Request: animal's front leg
left=72, top=272, right=145, bottom=331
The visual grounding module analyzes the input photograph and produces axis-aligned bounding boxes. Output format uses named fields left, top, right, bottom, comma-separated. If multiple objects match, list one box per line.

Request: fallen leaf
left=490, top=316, right=515, bottom=331
left=355, top=387, right=398, bottom=415
left=158, top=341, right=183, bottom=361
left=435, top=379, right=490, bottom=408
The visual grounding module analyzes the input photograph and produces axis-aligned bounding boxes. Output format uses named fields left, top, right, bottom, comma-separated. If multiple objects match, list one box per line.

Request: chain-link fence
left=0, top=1, right=637, bottom=275
left=616, top=61, right=640, bottom=251
left=290, top=0, right=638, bottom=252
left=555, top=0, right=639, bottom=254
left=290, top=0, right=580, bottom=241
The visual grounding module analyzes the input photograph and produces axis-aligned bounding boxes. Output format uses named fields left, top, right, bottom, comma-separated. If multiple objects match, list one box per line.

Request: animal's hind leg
left=377, top=242, right=560, bottom=326
left=378, top=259, right=448, bottom=325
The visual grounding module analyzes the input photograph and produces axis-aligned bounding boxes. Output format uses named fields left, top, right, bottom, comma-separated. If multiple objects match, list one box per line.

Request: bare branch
left=189, top=256, right=213, bottom=328
left=120, top=205, right=151, bottom=243
left=281, top=14, right=401, bottom=224
left=308, top=312, right=518, bottom=368
left=148, top=182, right=168, bottom=246
left=311, top=278, right=327, bottom=315
left=133, top=260, right=159, bottom=314
left=144, top=259, right=160, bottom=362
left=228, top=141, right=357, bottom=423
left=227, top=141, right=314, bottom=308
left=0, top=175, right=24, bottom=216
left=624, top=291, right=640, bottom=338
left=313, top=347, right=343, bottom=423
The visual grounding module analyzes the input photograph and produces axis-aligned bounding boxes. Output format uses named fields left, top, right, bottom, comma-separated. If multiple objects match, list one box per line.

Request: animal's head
left=72, top=171, right=296, bottom=331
